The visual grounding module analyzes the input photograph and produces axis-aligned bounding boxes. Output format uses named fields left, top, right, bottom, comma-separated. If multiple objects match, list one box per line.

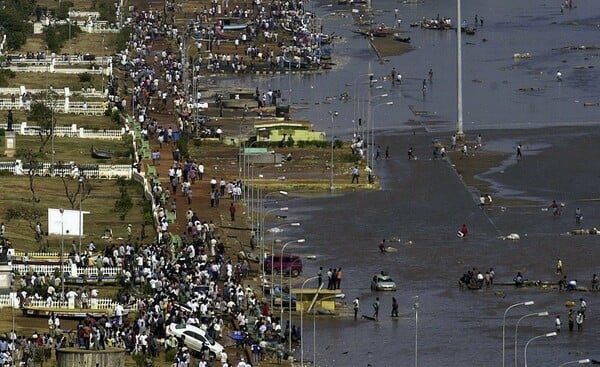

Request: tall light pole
left=59, top=208, right=65, bottom=297
left=559, top=359, right=591, bottom=367
left=78, top=176, right=84, bottom=254
left=268, top=223, right=301, bottom=310
left=351, top=72, right=374, bottom=136
left=313, top=293, right=344, bottom=366
left=414, top=297, right=419, bottom=367
left=280, top=238, right=305, bottom=351
left=524, top=332, right=557, bottom=367
left=503, top=301, right=534, bottom=367
left=260, top=206, right=288, bottom=277
left=456, top=0, right=464, bottom=137
left=515, top=311, right=549, bottom=367
left=369, top=101, right=393, bottom=170
left=300, top=276, right=319, bottom=366
left=328, top=111, right=338, bottom=191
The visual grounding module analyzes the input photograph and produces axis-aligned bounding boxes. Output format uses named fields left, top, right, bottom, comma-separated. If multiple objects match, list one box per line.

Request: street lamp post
left=524, top=332, right=557, bottom=367
left=558, top=359, right=591, bottom=367
left=59, top=208, right=65, bottom=297
left=328, top=110, right=338, bottom=191
left=369, top=101, right=393, bottom=171
left=300, top=276, right=319, bottom=366
left=503, top=301, right=534, bottom=367
left=268, top=223, right=301, bottom=310
left=515, top=312, right=549, bottom=367
left=280, top=238, right=305, bottom=351
left=78, top=176, right=84, bottom=254
left=414, top=297, right=419, bottom=367
left=260, top=206, right=288, bottom=277
left=312, top=293, right=345, bottom=366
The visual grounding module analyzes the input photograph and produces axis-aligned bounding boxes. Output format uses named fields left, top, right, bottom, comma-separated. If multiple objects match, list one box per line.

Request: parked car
left=371, top=272, right=397, bottom=291
left=166, top=323, right=224, bottom=358
left=264, top=254, right=303, bottom=277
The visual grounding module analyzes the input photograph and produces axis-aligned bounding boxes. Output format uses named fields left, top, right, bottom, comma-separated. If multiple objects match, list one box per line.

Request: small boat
left=410, top=22, right=420, bottom=27
left=393, top=33, right=411, bottom=43
left=461, top=26, right=476, bottom=35
left=216, top=28, right=239, bottom=40
left=91, top=145, right=113, bottom=159
left=421, top=17, right=452, bottom=30
left=215, top=18, right=250, bottom=31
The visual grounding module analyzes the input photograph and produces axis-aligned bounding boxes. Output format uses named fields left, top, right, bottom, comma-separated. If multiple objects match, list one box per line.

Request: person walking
left=318, top=267, right=323, bottom=287
left=353, top=297, right=360, bottom=320
left=555, top=315, right=561, bottom=333
left=391, top=297, right=399, bottom=317
left=575, top=207, right=583, bottom=224
left=229, top=202, right=236, bottom=221
left=372, top=298, right=380, bottom=320
left=351, top=166, right=360, bottom=184
left=556, top=258, right=563, bottom=275
left=385, top=146, right=390, bottom=159
left=576, top=311, right=584, bottom=331
left=516, top=144, right=523, bottom=160
left=568, top=309, right=575, bottom=332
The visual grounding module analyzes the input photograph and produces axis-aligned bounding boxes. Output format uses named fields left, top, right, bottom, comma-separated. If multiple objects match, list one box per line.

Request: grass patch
left=3, top=71, right=103, bottom=91
left=10, top=110, right=117, bottom=130
left=17, top=27, right=119, bottom=56
left=0, top=135, right=131, bottom=164
left=0, top=176, right=147, bottom=251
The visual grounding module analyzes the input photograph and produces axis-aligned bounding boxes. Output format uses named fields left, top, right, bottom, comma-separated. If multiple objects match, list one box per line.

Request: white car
left=166, top=323, right=224, bottom=359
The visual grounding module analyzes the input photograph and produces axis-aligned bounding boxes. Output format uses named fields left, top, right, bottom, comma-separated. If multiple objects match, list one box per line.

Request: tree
left=27, top=93, right=57, bottom=153
left=113, top=186, right=133, bottom=220
left=0, top=2, right=34, bottom=51
left=61, top=176, right=94, bottom=209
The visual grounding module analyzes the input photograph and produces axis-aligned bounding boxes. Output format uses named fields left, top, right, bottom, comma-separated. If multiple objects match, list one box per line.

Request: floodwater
left=224, top=0, right=600, bottom=365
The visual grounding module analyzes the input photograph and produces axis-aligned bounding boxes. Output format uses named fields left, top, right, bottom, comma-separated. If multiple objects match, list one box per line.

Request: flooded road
left=225, top=0, right=600, bottom=364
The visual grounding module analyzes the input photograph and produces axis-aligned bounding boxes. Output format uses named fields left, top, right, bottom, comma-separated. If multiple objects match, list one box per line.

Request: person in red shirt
left=229, top=202, right=236, bottom=221
left=458, top=224, right=469, bottom=238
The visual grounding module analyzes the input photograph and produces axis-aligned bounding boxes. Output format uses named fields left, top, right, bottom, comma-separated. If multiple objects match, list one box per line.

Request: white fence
left=0, top=122, right=124, bottom=139
left=0, top=87, right=105, bottom=99
left=0, top=161, right=133, bottom=179
left=0, top=99, right=107, bottom=115
left=0, top=295, right=125, bottom=310
left=5, top=55, right=112, bottom=67
left=11, top=264, right=122, bottom=278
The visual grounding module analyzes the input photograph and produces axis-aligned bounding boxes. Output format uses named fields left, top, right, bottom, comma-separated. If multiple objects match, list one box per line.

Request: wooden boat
left=353, top=26, right=388, bottom=37
left=91, top=145, right=113, bottom=159
left=393, top=33, right=411, bottom=43
left=461, top=26, right=476, bottom=35
left=421, top=17, right=452, bottom=30
left=21, top=306, right=129, bottom=319
left=215, top=18, right=250, bottom=31
left=281, top=55, right=309, bottom=68
left=216, top=28, right=239, bottom=40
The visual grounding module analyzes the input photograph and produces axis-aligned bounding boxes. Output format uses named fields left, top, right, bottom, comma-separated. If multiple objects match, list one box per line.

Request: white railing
left=0, top=123, right=124, bottom=139
left=26, top=298, right=120, bottom=310
left=0, top=99, right=107, bottom=115
left=0, top=88, right=106, bottom=99
left=0, top=295, right=137, bottom=311
left=11, top=264, right=122, bottom=277
left=5, top=65, right=105, bottom=74
left=0, top=161, right=132, bottom=179
left=5, top=55, right=112, bottom=66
